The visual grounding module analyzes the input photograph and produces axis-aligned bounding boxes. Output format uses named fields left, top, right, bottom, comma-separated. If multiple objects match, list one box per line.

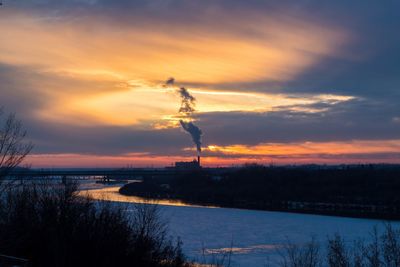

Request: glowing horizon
left=26, top=139, right=400, bottom=168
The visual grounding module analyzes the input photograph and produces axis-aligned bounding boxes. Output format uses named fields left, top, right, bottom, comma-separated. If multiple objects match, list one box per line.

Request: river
left=80, top=183, right=400, bottom=267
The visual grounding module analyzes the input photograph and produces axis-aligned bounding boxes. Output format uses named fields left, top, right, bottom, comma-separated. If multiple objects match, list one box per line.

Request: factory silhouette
left=174, top=155, right=201, bottom=170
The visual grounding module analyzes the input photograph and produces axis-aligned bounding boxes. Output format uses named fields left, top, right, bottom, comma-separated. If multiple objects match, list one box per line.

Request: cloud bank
left=0, top=0, right=399, bottom=166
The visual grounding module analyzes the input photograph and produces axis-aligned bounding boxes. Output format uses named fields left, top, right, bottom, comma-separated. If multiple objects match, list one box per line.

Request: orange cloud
left=0, top=9, right=350, bottom=126
left=204, top=140, right=400, bottom=156
left=0, top=10, right=348, bottom=84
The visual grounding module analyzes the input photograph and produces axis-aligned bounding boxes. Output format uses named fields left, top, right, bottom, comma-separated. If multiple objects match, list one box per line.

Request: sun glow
left=53, top=86, right=355, bottom=126
left=0, top=9, right=350, bottom=127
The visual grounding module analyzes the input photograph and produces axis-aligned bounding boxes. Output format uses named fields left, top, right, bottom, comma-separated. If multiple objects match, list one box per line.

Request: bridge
left=6, top=167, right=221, bottom=180
left=8, top=168, right=175, bottom=179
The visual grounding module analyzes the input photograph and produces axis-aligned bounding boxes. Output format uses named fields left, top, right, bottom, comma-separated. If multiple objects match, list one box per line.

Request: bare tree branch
left=0, top=108, right=33, bottom=183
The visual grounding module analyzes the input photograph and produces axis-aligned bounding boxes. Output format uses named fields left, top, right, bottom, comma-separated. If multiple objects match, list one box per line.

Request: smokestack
left=197, top=155, right=201, bottom=166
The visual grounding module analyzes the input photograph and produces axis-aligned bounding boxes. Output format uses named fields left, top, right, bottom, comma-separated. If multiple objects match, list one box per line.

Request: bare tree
left=0, top=107, right=33, bottom=183
left=327, top=234, right=351, bottom=267
left=381, top=223, right=400, bottom=267
left=279, top=237, right=321, bottom=267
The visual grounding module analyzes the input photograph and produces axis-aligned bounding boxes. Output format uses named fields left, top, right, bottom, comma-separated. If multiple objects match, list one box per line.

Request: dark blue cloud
left=198, top=99, right=400, bottom=145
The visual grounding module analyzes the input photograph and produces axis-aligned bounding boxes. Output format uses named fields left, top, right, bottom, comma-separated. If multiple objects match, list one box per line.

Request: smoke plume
left=165, top=77, right=175, bottom=86
left=179, top=120, right=202, bottom=153
left=164, top=78, right=202, bottom=154
left=178, top=87, right=196, bottom=115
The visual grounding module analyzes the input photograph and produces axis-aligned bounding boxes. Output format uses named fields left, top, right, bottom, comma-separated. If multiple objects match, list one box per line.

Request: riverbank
left=119, top=165, right=400, bottom=220
left=119, top=186, right=400, bottom=220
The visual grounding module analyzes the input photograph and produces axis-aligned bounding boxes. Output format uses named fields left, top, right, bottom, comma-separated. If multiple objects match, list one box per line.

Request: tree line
left=120, top=164, right=400, bottom=219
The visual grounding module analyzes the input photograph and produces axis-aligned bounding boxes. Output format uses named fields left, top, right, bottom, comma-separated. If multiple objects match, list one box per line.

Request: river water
left=80, top=183, right=400, bottom=267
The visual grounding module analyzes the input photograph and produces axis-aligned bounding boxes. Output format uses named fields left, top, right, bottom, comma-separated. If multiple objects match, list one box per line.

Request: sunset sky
left=1, top=0, right=400, bottom=167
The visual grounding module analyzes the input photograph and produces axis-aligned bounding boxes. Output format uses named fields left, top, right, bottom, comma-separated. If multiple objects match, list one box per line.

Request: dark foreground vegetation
left=276, top=224, right=400, bottom=267
left=208, top=224, right=400, bottom=267
left=120, top=164, right=400, bottom=219
left=0, top=182, right=189, bottom=267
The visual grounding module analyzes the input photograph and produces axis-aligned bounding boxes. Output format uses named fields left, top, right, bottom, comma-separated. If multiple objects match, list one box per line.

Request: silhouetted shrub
left=277, top=224, right=400, bottom=267
left=0, top=182, right=189, bottom=267
left=279, top=237, right=320, bottom=267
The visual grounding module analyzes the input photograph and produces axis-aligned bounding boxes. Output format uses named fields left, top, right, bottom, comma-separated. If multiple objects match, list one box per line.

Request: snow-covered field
left=82, top=183, right=400, bottom=267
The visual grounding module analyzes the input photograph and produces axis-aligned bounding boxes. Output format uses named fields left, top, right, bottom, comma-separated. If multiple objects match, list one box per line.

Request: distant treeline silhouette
left=120, top=164, right=400, bottom=219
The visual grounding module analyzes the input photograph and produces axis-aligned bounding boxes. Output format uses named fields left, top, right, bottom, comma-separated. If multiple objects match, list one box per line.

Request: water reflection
left=205, top=244, right=282, bottom=255
left=79, top=186, right=217, bottom=208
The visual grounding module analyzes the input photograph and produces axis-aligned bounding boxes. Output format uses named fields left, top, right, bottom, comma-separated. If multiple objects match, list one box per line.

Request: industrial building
left=174, top=156, right=201, bottom=170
